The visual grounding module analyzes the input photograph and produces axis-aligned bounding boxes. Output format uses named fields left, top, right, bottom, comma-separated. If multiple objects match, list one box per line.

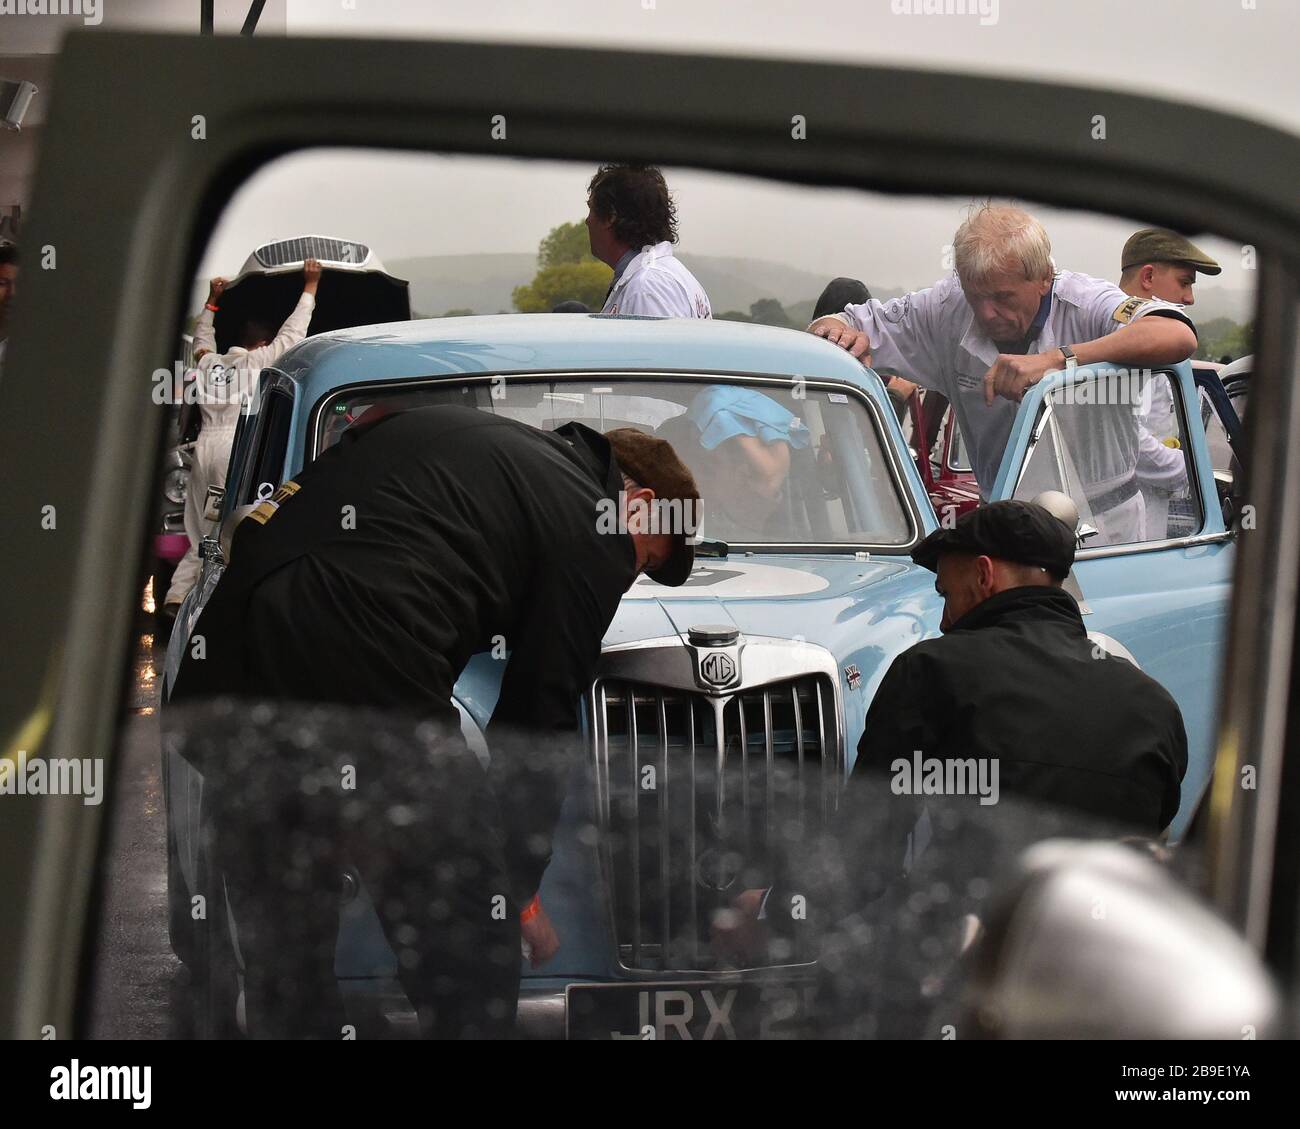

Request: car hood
left=214, top=268, right=410, bottom=353
left=454, top=553, right=942, bottom=764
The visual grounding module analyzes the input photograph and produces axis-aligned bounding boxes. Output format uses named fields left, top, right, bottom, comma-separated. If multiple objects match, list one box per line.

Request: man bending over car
left=169, top=407, right=700, bottom=1038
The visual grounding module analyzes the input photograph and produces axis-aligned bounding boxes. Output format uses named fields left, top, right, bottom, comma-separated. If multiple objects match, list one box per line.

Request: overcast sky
left=200, top=0, right=1288, bottom=300
left=281, top=0, right=1299, bottom=137
left=202, top=152, right=1250, bottom=300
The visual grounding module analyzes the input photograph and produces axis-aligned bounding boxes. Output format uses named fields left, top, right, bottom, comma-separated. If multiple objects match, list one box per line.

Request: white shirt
left=830, top=270, right=1192, bottom=493
left=602, top=242, right=712, bottom=319
left=192, top=290, right=316, bottom=432
left=1137, top=378, right=1188, bottom=492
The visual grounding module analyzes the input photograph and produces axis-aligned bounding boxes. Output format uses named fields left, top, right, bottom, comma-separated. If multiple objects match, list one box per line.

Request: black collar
left=554, top=421, right=623, bottom=498
left=947, top=585, right=1084, bottom=634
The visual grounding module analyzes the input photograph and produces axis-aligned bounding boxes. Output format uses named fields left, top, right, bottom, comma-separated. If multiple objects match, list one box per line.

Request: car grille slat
left=687, top=693, right=699, bottom=967
left=657, top=691, right=670, bottom=962
left=763, top=689, right=776, bottom=859
left=738, top=695, right=751, bottom=871
left=627, top=683, right=641, bottom=967
left=815, top=679, right=832, bottom=823
left=597, top=671, right=839, bottom=972
left=252, top=236, right=370, bottom=268
left=792, top=684, right=805, bottom=813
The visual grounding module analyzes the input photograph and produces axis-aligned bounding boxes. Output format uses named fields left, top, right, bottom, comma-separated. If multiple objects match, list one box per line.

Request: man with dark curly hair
left=585, top=164, right=712, bottom=318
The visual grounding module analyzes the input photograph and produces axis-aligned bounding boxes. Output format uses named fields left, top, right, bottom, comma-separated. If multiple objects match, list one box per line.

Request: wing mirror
left=1029, top=490, right=1093, bottom=611
left=1031, top=490, right=1099, bottom=547
left=956, top=840, right=1281, bottom=1038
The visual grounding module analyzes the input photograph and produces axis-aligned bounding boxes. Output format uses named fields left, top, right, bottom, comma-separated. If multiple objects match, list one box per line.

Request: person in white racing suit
left=163, top=259, right=321, bottom=612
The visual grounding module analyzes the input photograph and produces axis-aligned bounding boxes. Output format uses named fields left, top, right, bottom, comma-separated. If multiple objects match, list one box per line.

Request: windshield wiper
left=694, top=537, right=730, bottom=558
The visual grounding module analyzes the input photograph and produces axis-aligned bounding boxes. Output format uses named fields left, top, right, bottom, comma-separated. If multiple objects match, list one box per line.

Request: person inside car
left=807, top=203, right=1199, bottom=543
left=168, top=408, right=700, bottom=1038
left=658, top=385, right=810, bottom=542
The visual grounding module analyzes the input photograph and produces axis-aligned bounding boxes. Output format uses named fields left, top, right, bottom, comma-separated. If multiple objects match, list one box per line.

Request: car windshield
left=313, top=378, right=915, bottom=548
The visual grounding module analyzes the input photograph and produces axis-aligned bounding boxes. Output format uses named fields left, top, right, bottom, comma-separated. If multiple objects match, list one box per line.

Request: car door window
left=235, top=382, right=295, bottom=509
left=1199, top=383, right=1242, bottom=486
left=946, top=414, right=971, bottom=473
left=1013, top=370, right=1201, bottom=545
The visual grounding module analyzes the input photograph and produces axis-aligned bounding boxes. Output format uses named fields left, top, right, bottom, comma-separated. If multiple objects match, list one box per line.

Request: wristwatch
left=1059, top=344, right=1078, bottom=372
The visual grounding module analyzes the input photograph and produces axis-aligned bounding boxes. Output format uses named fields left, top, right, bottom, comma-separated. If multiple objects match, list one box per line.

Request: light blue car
left=162, top=313, right=1235, bottom=1038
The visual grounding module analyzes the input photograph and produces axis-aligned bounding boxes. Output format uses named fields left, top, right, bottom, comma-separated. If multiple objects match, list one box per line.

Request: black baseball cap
left=912, top=500, right=1076, bottom=580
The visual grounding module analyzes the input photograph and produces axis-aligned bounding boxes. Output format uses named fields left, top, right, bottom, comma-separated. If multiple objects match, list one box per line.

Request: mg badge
left=694, top=846, right=741, bottom=892
left=699, top=651, right=737, bottom=689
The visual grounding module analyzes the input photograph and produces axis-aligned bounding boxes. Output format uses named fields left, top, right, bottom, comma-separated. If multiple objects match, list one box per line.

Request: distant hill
left=210, top=248, right=1253, bottom=328
left=386, top=252, right=537, bottom=317
left=386, top=250, right=911, bottom=319
left=1181, top=288, right=1253, bottom=326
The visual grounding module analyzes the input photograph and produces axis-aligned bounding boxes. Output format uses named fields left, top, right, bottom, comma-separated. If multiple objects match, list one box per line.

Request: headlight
left=163, top=466, right=189, bottom=506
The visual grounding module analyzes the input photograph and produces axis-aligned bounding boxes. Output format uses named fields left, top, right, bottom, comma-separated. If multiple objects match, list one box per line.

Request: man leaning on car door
left=167, top=407, right=699, bottom=1038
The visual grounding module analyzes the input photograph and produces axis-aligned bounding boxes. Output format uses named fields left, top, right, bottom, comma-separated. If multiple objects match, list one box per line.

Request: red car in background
left=905, top=389, right=980, bottom=523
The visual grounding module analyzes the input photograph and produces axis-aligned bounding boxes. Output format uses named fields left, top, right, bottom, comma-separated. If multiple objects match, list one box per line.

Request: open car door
left=987, top=360, right=1235, bottom=838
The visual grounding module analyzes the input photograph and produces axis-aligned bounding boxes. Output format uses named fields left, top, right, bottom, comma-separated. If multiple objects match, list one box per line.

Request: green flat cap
left=1122, top=228, right=1221, bottom=275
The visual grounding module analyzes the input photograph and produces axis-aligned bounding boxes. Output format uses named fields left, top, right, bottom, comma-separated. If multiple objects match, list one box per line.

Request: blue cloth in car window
left=685, top=385, right=812, bottom=450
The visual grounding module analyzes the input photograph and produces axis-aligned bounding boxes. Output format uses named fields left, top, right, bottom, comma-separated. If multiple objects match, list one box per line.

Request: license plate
left=565, top=980, right=814, bottom=1040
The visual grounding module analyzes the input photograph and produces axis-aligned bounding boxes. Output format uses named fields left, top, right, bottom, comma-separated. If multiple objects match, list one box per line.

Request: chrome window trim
left=1074, top=529, right=1235, bottom=560
left=306, top=368, right=925, bottom=553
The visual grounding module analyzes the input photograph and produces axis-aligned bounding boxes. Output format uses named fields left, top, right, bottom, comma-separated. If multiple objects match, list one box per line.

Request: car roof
left=271, top=312, right=885, bottom=397
left=1220, top=354, right=1253, bottom=380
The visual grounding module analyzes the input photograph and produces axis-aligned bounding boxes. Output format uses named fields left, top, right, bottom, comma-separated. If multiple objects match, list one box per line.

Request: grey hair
left=953, top=203, right=1053, bottom=286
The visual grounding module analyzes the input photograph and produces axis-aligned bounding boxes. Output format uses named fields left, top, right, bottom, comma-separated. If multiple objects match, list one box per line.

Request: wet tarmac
left=85, top=621, right=192, bottom=1039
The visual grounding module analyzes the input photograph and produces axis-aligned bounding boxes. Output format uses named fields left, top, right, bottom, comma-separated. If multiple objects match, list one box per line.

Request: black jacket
left=171, top=405, right=638, bottom=899
left=854, top=584, right=1188, bottom=837
left=768, top=585, right=1187, bottom=944
left=765, top=585, right=1188, bottom=1032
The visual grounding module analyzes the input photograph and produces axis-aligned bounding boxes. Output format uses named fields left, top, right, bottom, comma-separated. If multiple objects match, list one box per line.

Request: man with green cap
left=1119, top=227, right=1221, bottom=308
left=1119, top=229, right=1221, bottom=532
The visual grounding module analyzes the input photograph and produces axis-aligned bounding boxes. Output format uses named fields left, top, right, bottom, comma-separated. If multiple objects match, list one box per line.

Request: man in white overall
left=1119, top=228, right=1222, bottom=537
left=585, top=164, right=712, bottom=319
left=163, top=259, right=321, bottom=613
left=807, top=204, right=1197, bottom=545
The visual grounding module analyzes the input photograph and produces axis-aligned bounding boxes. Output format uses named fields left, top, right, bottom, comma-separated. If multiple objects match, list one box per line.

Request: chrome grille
left=253, top=236, right=370, bottom=268
left=594, top=674, right=839, bottom=972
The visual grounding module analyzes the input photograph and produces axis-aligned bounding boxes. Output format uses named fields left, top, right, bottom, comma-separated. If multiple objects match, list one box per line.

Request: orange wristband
left=520, top=895, right=541, bottom=923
